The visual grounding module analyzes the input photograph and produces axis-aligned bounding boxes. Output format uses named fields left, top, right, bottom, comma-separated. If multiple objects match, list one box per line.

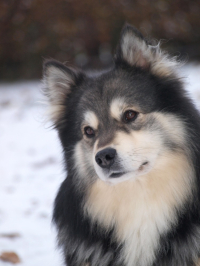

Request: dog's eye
left=84, top=126, right=95, bottom=138
left=123, top=110, right=138, bottom=122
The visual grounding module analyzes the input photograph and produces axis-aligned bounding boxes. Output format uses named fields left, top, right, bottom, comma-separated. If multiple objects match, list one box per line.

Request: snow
left=0, top=64, right=200, bottom=266
left=0, top=82, right=63, bottom=265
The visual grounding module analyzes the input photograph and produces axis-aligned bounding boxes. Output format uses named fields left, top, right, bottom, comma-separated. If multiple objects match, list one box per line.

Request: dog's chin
left=95, top=162, right=152, bottom=185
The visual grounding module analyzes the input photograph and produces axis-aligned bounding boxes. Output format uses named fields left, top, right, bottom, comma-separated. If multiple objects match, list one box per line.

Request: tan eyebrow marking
left=83, top=111, right=99, bottom=129
left=110, top=98, right=125, bottom=121
left=110, top=98, right=141, bottom=121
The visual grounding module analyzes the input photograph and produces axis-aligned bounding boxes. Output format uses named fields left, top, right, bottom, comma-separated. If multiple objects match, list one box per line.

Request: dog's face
left=43, top=25, right=186, bottom=185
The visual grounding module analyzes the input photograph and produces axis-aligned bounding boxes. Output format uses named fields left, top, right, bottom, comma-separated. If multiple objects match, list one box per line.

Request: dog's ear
left=115, top=24, right=178, bottom=77
left=43, top=60, right=84, bottom=126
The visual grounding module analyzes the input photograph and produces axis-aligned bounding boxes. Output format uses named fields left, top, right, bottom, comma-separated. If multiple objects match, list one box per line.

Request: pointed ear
left=43, top=60, right=83, bottom=126
left=115, top=24, right=178, bottom=77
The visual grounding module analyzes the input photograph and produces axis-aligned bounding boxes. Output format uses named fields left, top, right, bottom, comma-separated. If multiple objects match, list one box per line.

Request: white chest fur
left=84, top=153, right=193, bottom=266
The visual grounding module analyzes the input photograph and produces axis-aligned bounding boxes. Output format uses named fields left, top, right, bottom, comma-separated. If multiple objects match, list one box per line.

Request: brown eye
left=123, top=110, right=138, bottom=122
left=84, top=126, right=95, bottom=138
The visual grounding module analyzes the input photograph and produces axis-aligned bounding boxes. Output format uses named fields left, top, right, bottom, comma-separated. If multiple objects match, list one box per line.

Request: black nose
left=95, top=148, right=116, bottom=169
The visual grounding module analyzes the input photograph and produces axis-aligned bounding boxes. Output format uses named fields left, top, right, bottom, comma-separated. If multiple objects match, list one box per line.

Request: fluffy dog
left=43, top=25, right=200, bottom=266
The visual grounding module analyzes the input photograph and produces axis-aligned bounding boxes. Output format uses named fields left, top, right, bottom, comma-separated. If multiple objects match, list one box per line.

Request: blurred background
left=1, top=1, right=200, bottom=265
left=1, top=0, right=200, bottom=80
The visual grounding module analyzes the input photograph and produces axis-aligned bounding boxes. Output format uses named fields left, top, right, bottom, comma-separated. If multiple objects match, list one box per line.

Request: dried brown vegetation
left=0, top=0, right=200, bottom=80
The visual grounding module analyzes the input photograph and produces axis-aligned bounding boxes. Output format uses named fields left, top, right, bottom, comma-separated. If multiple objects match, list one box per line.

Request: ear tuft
left=115, top=24, right=179, bottom=77
left=43, top=60, right=82, bottom=126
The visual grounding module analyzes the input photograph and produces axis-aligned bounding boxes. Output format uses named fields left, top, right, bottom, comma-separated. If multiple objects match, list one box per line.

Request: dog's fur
left=43, top=25, right=200, bottom=266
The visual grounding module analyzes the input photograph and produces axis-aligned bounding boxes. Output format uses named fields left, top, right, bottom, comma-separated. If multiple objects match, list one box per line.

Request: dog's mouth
left=109, top=172, right=127, bottom=178
left=109, top=162, right=149, bottom=179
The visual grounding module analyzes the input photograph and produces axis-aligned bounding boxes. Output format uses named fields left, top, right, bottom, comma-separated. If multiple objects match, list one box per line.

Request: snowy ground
left=0, top=82, right=63, bottom=265
left=0, top=64, right=200, bottom=266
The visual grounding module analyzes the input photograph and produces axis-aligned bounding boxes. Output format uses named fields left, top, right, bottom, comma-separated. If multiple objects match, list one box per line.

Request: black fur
left=44, top=25, right=200, bottom=266
left=54, top=177, right=123, bottom=266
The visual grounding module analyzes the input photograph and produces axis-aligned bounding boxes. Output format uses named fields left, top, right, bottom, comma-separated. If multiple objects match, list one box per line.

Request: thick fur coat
left=43, top=25, right=200, bottom=266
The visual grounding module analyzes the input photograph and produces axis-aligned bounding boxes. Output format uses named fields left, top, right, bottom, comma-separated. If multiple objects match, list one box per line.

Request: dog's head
left=43, top=25, right=189, bottom=185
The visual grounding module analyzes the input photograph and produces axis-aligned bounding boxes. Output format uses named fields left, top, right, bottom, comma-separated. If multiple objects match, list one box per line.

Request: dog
left=43, top=25, right=200, bottom=266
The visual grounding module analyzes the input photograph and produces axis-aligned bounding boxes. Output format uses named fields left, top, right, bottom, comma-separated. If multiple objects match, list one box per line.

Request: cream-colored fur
left=110, top=98, right=126, bottom=121
left=73, top=142, right=94, bottom=182
left=93, top=112, right=187, bottom=185
left=85, top=152, right=193, bottom=266
left=83, top=111, right=99, bottom=130
left=74, top=107, right=193, bottom=265
left=110, top=98, right=141, bottom=121
left=44, top=66, right=74, bottom=123
left=122, top=33, right=179, bottom=77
